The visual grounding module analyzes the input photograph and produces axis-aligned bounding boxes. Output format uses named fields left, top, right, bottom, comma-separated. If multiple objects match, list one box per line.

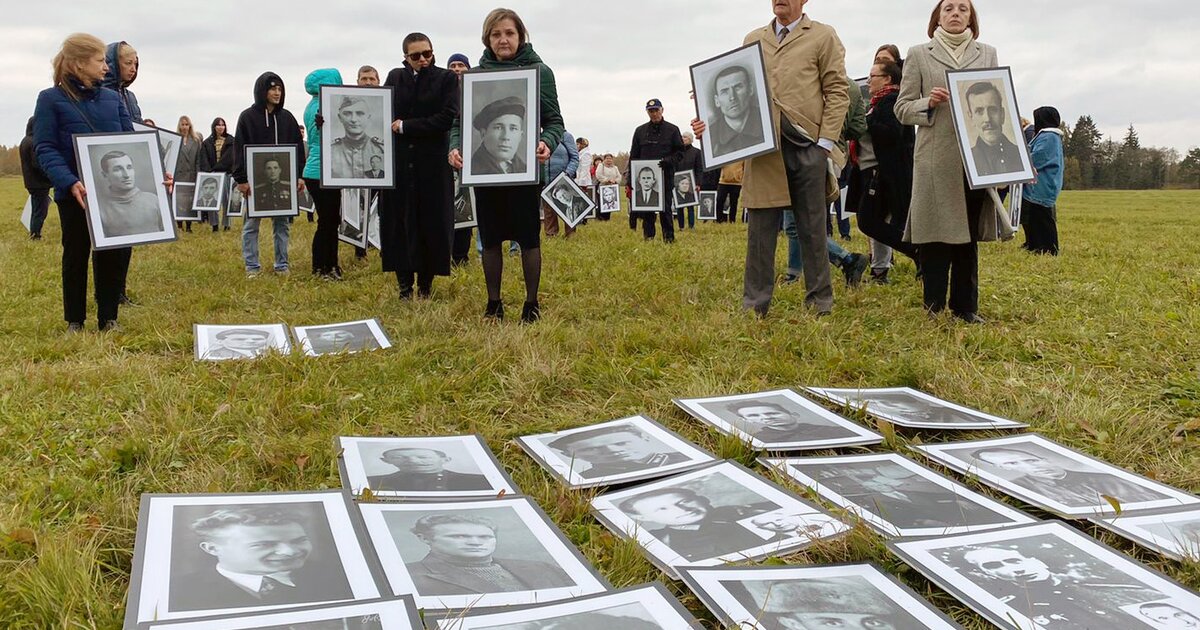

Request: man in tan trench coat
left=697, top=0, right=849, bottom=316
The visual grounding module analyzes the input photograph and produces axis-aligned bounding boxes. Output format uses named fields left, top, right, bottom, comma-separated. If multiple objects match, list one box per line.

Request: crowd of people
left=23, top=0, right=1065, bottom=334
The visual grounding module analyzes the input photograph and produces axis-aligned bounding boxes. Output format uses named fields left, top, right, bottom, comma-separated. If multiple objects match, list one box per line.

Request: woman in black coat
left=379, top=33, right=458, bottom=299
left=199, top=117, right=236, bottom=230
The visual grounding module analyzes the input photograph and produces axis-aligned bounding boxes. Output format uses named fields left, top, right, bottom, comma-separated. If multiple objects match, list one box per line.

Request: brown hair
left=927, top=0, right=980, bottom=38
left=874, top=60, right=902, bottom=86
left=357, top=65, right=379, bottom=79
left=52, top=33, right=106, bottom=101
left=481, top=8, right=528, bottom=50
left=875, top=44, right=902, bottom=64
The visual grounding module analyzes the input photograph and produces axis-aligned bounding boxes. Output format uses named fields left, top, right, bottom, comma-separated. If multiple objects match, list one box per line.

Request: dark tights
left=482, top=245, right=541, bottom=302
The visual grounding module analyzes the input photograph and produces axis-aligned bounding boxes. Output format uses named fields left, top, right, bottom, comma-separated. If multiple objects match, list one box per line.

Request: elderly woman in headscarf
left=1021, top=106, right=1064, bottom=255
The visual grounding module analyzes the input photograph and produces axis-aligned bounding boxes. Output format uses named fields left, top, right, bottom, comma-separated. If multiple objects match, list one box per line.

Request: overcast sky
left=4, top=0, right=1196, bottom=156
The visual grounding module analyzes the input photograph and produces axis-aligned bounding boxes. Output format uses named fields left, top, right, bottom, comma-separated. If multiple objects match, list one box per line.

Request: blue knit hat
left=448, top=53, right=471, bottom=69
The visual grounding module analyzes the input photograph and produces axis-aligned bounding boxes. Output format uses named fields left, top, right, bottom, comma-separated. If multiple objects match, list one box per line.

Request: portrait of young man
left=547, top=424, right=688, bottom=480
left=599, top=185, right=620, bottom=213
left=969, top=445, right=1171, bottom=508
left=304, top=323, right=380, bottom=355
left=94, top=148, right=164, bottom=237
left=735, top=577, right=925, bottom=630
left=329, top=95, right=385, bottom=180
left=203, top=328, right=276, bottom=360
left=254, top=156, right=293, bottom=212
left=194, top=176, right=222, bottom=211
left=813, top=463, right=1010, bottom=530
left=367, top=447, right=491, bottom=493
left=471, top=95, right=527, bottom=175
left=617, top=486, right=776, bottom=561
left=722, top=399, right=854, bottom=443
left=964, top=81, right=1022, bottom=176
left=633, top=166, right=660, bottom=210
left=707, top=64, right=764, bottom=158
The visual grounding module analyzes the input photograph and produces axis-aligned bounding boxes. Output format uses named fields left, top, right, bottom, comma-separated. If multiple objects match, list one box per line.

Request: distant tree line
left=1063, top=116, right=1199, bottom=190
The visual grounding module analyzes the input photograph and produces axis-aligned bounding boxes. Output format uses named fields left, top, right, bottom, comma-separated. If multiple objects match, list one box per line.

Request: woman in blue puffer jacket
left=302, top=68, right=345, bottom=279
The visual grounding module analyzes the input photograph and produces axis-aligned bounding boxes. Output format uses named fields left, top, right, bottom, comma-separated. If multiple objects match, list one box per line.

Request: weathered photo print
left=193, top=172, right=226, bottom=213
left=338, top=189, right=370, bottom=248
left=697, top=191, right=718, bottom=221
left=293, top=319, right=391, bottom=357
left=225, top=176, right=244, bottom=220
left=591, top=461, right=849, bottom=578
left=1090, top=504, right=1200, bottom=563
left=888, top=521, right=1200, bottom=630
left=679, top=563, right=962, bottom=630
left=124, top=491, right=383, bottom=627
left=134, top=597, right=423, bottom=630
left=356, top=496, right=608, bottom=610
left=453, top=172, right=478, bottom=229
left=461, top=67, right=540, bottom=186
left=540, top=172, right=595, bottom=229
left=674, top=389, right=883, bottom=451
left=298, top=186, right=315, bottom=215
left=134, top=122, right=182, bottom=177
left=804, top=386, right=1028, bottom=430
left=174, top=182, right=199, bottom=222
left=628, top=160, right=664, bottom=213
left=73, top=131, right=174, bottom=250
left=597, top=183, right=621, bottom=214
left=430, top=583, right=700, bottom=630
left=947, top=67, right=1036, bottom=189
left=690, top=42, right=777, bottom=170
left=337, top=435, right=518, bottom=499
left=194, top=324, right=291, bottom=361
left=517, top=415, right=717, bottom=489
left=912, top=434, right=1200, bottom=517
left=764, top=453, right=1035, bottom=537
left=319, top=85, right=394, bottom=189
left=246, top=145, right=299, bottom=218
left=671, top=170, right=699, bottom=209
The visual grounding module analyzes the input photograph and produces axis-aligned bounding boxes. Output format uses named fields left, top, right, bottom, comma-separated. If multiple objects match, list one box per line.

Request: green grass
left=1, top=177, right=1198, bottom=628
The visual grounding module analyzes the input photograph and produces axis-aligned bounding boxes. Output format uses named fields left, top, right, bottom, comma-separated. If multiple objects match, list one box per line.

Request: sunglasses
left=407, top=50, right=434, bottom=61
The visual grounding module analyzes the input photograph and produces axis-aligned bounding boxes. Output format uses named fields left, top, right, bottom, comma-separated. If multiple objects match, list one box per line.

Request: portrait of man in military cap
left=253, top=155, right=293, bottom=212
left=319, top=85, right=394, bottom=187
left=460, top=69, right=540, bottom=185
left=472, top=95, right=527, bottom=176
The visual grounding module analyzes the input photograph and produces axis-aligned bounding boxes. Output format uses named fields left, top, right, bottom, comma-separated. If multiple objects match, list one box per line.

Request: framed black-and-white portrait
left=194, top=324, right=291, bottom=361
left=671, top=170, right=699, bottom=209
left=337, top=435, right=518, bottom=499
left=298, top=186, right=315, bottom=215
left=293, top=319, right=390, bottom=357
left=690, top=42, right=777, bottom=170
left=123, top=491, right=384, bottom=627
left=912, top=434, right=1200, bottom=518
left=356, top=496, right=608, bottom=611
left=134, top=597, right=423, bottom=630
left=174, top=182, right=200, bottom=222
left=763, top=453, right=1035, bottom=537
left=597, top=183, right=621, bottom=214
left=804, top=386, right=1028, bottom=430
left=460, top=67, right=540, bottom=187
left=679, top=563, right=962, bottom=630
left=591, top=461, right=849, bottom=579
left=245, top=145, right=299, bottom=218
left=319, top=85, right=395, bottom=189
left=73, top=131, right=175, bottom=250
left=453, top=172, right=478, bottom=229
left=428, top=583, right=701, bottom=630
left=134, top=122, right=182, bottom=177
left=628, top=160, right=664, bottom=213
left=338, top=189, right=370, bottom=248
left=540, top=172, right=595, bottom=229
left=854, top=76, right=870, bottom=100
left=1090, top=504, right=1200, bottom=563
left=888, top=520, right=1200, bottom=630
left=674, top=389, right=883, bottom=451
left=946, top=67, right=1036, bottom=190
left=224, top=176, right=244, bottom=220
left=697, top=191, right=718, bottom=221
left=193, top=172, right=226, bottom=214
left=367, top=199, right=380, bottom=250
left=1007, top=183, right=1023, bottom=233
left=517, top=415, right=717, bottom=489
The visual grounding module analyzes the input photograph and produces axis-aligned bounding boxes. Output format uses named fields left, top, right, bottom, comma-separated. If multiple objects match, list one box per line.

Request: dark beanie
left=447, top=53, right=471, bottom=69
left=1033, top=106, right=1061, bottom=132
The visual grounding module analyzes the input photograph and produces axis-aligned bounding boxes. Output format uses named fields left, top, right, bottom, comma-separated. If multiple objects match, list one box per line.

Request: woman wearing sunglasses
left=378, top=33, right=459, bottom=300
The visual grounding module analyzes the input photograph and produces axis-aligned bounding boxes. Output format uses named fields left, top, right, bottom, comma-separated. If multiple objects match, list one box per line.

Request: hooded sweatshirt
left=232, top=71, right=305, bottom=185
left=102, top=41, right=143, bottom=124
left=302, top=68, right=343, bottom=180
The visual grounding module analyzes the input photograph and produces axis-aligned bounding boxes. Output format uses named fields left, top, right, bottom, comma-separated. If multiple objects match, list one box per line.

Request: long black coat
left=847, top=90, right=913, bottom=217
left=379, top=64, right=458, bottom=275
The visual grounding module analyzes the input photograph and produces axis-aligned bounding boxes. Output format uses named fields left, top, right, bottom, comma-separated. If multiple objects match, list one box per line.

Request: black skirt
left=474, top=184, right=541, bottom=250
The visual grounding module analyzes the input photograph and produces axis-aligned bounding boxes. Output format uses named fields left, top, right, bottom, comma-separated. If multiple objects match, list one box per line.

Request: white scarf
left=933, top=26, right=974, bottom=67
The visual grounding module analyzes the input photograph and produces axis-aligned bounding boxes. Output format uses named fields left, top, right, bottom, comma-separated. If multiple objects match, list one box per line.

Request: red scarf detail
left=870, top=84, right=900, bottom=109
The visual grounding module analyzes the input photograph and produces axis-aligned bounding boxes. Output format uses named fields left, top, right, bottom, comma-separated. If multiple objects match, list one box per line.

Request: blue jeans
left=783, top=210, right=850, bottom=275
left=242, top=216, right=290, bottom=272
left=29, top=190, right=51, bottom=234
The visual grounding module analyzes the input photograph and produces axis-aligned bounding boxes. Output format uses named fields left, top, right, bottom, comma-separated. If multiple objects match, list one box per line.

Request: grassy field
left=0, top=177, right=1198, bottom=628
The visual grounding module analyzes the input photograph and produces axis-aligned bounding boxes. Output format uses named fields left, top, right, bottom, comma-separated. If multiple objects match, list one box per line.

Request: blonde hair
left=52, top=33, right=106, bottom=101
left=481, top=8, right=528, bottom=51
left=118, top=42, right=137, bottom=62
left=177, top=115, right=202, bottom=142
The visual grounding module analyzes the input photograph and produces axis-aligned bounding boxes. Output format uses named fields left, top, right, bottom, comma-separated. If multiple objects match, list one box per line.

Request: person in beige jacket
left=694, top=0, right=849, bottom=316
left=717, top=161, right=743, bottom=223
left=894, top=0, right=997, bottom=323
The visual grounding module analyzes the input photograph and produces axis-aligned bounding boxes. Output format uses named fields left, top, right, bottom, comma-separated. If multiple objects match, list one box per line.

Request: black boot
left=397, top=273, right=414, bottom=300
left=521, top=300, right=540, bottom=324
left=485, top=300, right=504, bottom=320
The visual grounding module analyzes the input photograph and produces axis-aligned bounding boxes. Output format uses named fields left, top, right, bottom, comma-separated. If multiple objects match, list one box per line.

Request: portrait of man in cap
left=253, top=155, right=293, bottom=212
left=329, top=94, right=386, bottom=180
left=472, top=95, right=527, bottom=175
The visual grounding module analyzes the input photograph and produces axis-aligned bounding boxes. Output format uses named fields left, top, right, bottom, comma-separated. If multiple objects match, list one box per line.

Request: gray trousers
left=743, top=142, right=833, bottom=315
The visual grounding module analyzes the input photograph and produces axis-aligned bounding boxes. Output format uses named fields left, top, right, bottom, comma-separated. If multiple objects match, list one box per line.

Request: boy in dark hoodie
left=233, top=72, right=306, bottom=276
left=19, top=116, right=52, bottom=239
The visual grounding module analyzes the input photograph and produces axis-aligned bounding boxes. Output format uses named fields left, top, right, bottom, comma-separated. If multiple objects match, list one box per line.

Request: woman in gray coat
left=895, top=0, right=997, bottom=323
left=174, top=115, right=204, bottom=232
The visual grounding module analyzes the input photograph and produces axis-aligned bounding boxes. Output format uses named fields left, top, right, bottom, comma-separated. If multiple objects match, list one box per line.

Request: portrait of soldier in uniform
left=367, top=447, right=491, bottom=493
left=706, top=64, right=764, bottom=158
left=253, top=156, right=292, bottom=212
left=547, top=424, right=689, bottom=480
left=471, top=95, right=527, bottom=176
left=970, top=446, right=1171, bottom=508
left=94, top=149, right=164, bottom=237
left=964, top=81, right=1022, bottom=176
left=329, top=95, right=385, bottom=180
left=735, top=577, right=927, bottom=630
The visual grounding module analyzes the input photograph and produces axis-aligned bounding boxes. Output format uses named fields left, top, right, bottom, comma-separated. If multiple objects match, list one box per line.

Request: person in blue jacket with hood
left=1021, top=106, right=1064, bottom=255
left=233, top=71, right=306, bottom=276
left=102, top=40, right=144, bottom=305
left=34, top=33, right=160, bottom=332
left=302, top=67, right=344, bottom=280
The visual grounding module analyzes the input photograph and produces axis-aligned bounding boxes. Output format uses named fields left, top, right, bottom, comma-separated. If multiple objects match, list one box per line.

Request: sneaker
left=841, top=253, right=868, bottom=287
left=66, top=322, right=84, bottom=334
left=98, top=320, right=121, bottom=333
left=246, top=269, right=261, bottom=278
left=780, top=273, right=801, bottom=285
left=869, top=269, right=890, bottom=285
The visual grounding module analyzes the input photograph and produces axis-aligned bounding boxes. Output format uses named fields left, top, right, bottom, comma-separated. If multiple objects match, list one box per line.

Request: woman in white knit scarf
left=895, top=0, right=1005, bottom=324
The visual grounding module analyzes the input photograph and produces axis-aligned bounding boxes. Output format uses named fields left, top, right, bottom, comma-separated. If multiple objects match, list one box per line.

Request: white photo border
left=245, top=144, right=300, bottom=218
left=133, top=122, right=182, bottom=178
left=671, top=169, right=700, bottom=209
left=293, top=318, right=392, bottom=357
left=597, top=183, right=621, bottom=214
left=674, top=388, right=884, bottom=451
left=173, top=182, right=200, bottom=222
left=946, top=66, right=1036, bottom=190
left=133, top=597, right=422, bottom=630
left=460, top=67, right=541, bottom=187
left=628, top=160, right=664, bottom=213
left=429, top=583, right=701, bottom=630
left=318, top=84, right=396, bottom=189
left=689, top=42, right=778, bottom=171
left=191, top=172, right=226, bottom=213
left=540, top=172, right=596, bottom=229
left=337, top=434, right=519, bottom=499
left=803, top=386, right=1028, bottom=430
left=193, top=323, right=292, bottom=362
left=73, top=130, right=177, bottom=250
left=1089, top=504, right=1200, bottom=563
left=697, top=190, right=718, bottom=221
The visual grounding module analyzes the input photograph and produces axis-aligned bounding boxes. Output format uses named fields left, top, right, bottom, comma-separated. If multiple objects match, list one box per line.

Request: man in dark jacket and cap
left=628, top=98, right=685, bottom=242
left=19, top=116, right=52, bottom=239
left=233, top=72, right=306, bottom=276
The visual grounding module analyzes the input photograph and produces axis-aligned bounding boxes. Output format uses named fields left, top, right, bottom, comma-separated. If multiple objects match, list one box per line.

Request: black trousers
left=1021, top=199, right=1058, bottom=255
left=305, top=178, right=341, bottom=274
left=452, top=228, right=473, bottom=264
left=716, top=184, right=741, bottom=223
left=58, top=197, right=127, bottom=324
left=919, top=185, right=986, bottom=315
left=634, top=211, right=674, bottom=241
left=855, top=168, right=918, bottom=261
